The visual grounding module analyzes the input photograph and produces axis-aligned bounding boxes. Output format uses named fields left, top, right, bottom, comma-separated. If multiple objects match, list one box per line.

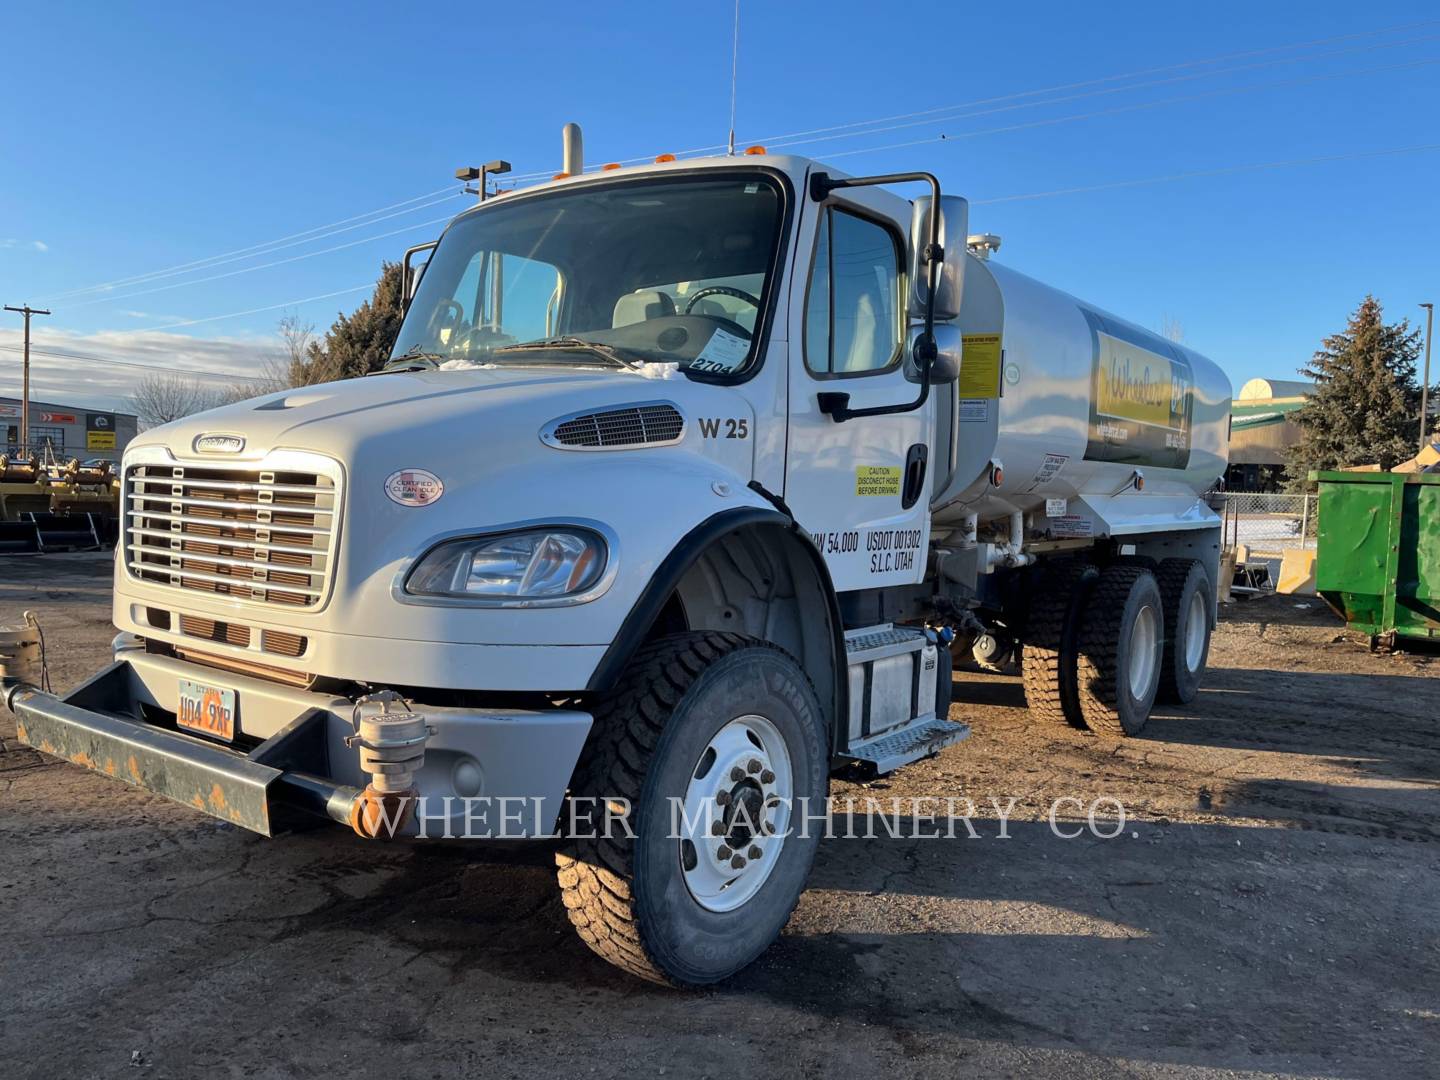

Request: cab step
left=842, top=715, right=971, bottom=774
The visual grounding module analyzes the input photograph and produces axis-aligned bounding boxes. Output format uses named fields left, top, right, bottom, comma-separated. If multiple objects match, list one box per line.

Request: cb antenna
left=727, top=0, right=739, bottom=155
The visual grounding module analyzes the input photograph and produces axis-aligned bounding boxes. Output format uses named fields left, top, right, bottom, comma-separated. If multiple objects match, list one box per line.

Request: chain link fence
left=1216, top=492, right=1318, bottom=557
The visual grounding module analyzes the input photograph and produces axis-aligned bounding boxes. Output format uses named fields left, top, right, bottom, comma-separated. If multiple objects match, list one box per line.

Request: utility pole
left=1421, top=302, right=1434, bottom=454
left=3, top=304, right=50, bottom=454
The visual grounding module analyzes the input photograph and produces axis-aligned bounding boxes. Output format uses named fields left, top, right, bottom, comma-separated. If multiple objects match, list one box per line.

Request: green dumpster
left=1310, top=470, right=1440, bottom=647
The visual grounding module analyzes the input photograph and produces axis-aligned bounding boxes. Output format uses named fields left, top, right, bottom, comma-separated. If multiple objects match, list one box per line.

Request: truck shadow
left=1144, top=667, right=1440, bottom=785
left=255, top=805, right=1433, bottom=1077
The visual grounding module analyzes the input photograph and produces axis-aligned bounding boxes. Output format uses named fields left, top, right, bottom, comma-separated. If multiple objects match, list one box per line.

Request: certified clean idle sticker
left=384, top=469, right=444, bottom=507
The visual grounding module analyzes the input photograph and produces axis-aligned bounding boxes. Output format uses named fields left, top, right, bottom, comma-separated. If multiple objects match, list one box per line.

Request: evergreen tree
left=1286, top=295, right=1425, bottom=482
left=294, top=262, right=405, bottom=384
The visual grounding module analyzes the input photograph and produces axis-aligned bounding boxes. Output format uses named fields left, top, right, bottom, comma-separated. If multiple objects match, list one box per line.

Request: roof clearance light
left=601, top=162, right=621, bottom=171
left=654, top=153, right=677, bottom=163
left=744, top=145, right=767, bottom=156
left=552, top=172, right=570, bottom=181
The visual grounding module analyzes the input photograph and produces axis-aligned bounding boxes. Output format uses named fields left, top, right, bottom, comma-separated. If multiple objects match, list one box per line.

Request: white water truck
left=3, top=127, right=1230, bottom=985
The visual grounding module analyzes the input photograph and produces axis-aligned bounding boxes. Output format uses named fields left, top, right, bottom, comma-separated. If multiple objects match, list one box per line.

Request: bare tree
left=275, top=313, right=317, bottom=388
left=1160, top=314, right=1185, bottom=343
left=128, top=372, right=221, bottom=429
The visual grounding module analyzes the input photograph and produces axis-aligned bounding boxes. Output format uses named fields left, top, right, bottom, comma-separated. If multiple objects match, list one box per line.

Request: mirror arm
left=401, top=241, right=439, bottom=317
left=810, top=171, right=943, bottom=423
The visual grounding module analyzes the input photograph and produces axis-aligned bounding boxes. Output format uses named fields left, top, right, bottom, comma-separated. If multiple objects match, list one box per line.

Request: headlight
left=405, top=528, right=607, bottom=602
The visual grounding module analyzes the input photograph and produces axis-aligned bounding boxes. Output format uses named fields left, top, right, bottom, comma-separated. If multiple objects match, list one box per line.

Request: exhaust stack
left=562, top=123, right=584, bottom=177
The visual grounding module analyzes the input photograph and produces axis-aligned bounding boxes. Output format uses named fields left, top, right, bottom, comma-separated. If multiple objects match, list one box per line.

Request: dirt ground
left=1, top=552, right=1437, bottom=1079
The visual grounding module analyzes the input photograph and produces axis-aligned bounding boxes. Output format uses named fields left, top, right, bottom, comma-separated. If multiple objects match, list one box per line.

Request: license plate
left=176, top=679, right=237, bottom=742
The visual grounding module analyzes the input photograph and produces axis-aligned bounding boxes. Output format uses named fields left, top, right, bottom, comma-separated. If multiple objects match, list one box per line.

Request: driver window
left=803, top=207, right=902, bottom=376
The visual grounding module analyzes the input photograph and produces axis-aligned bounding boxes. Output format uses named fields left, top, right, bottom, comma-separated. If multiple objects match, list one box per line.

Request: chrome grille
left=124, top=457, right=340, bottom=611
left=543, top=403, right=685, bottom=449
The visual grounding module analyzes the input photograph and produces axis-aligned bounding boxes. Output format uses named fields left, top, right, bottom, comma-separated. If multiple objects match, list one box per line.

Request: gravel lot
left=2, top=552, right=1438, bottom=1079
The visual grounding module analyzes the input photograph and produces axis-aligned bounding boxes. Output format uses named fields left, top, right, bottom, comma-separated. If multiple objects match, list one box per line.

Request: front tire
left=1075, top=565, right=1165, bottom=736
left=555, top=631, right=827, bottom=986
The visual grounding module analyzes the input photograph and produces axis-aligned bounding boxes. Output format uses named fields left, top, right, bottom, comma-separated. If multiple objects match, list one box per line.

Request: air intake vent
left=541, top=402, right=685, bottom=450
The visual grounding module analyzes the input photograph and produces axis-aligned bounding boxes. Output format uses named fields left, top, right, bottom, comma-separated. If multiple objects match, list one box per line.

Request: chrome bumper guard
left=5, top=661, right=359, bottom=836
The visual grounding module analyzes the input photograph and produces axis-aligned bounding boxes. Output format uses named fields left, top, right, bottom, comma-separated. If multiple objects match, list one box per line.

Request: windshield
left=391, top=174, right=784, bottom=377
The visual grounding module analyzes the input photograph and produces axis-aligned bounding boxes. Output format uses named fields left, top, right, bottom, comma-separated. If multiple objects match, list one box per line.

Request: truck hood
left=130, top=365, right=742, bottom=464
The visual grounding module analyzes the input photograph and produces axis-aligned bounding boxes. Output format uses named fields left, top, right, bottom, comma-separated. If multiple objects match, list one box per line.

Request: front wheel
left=556, top=631, right=827, bottom=985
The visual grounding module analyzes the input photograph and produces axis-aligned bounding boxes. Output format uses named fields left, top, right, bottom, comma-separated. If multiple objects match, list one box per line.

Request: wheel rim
left=679, top=714, right=792, bottom=913
left=1183, top=589, right=1207, bottom=673
left=1128, top=604, right=1159, bottom=699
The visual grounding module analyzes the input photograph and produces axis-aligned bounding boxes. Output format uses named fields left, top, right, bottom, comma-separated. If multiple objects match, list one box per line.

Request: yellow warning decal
left=855, top=466, right=902, bottom=497
left=959, top=333, right=1002, bottom=398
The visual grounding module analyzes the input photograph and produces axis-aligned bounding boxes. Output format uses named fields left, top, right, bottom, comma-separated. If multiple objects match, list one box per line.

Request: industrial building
left=1226, top=377, right=1312, bottom=490
left=1, top=396, right=138, bottom=464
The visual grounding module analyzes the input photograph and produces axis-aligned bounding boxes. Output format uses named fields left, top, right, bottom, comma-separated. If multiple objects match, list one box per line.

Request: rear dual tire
left=1076, top=565, right=1165, bottom=736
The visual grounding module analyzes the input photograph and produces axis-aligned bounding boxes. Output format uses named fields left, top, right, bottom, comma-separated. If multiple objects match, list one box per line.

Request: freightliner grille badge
left=194, top=433, right=245, bottom=454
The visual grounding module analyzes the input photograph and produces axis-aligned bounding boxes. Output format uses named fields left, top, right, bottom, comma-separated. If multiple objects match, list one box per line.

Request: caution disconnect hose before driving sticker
left=855, top=466, right=902, bottom=497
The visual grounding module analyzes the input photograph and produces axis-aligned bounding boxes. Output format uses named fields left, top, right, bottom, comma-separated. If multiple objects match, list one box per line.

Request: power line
left=67, top=213, right=457, bottom=310
left=762, top=32, right=1440, bottom=154
left=505, top=16, right=1440, bottom=176
left=42, top=191, right=464, bottom=304
left=750, top=17, right=1440, bottom=149
left=0, top=344, right=266, bottom=382
left=135, top=283, right=376, bottom=332
left=823, top=54, right=1440, bottom=160
left=969, top=142, right=1440, bottom=205
left=41, top=185, right=462, bottom=302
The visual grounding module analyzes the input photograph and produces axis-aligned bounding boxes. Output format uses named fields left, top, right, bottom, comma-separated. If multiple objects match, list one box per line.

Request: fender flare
left=586, top=506, right=847, bottom=742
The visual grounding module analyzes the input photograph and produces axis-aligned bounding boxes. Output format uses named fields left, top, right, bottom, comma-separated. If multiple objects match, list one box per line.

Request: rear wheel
left=1021, top=562, right=1097, bottom=727
left=1156, top=559, right=1212, bottom=705
left=555, top=631, right=827, bottom=986
left=1075, top=565, right=1165, bottom=736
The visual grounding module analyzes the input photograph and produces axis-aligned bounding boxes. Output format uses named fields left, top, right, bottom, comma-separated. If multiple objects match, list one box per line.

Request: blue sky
left=2, top=0, right=1438, bottom=409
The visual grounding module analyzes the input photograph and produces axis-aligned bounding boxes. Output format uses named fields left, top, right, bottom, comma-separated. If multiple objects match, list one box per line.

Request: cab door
left=783, top=183, right=931, bottom=594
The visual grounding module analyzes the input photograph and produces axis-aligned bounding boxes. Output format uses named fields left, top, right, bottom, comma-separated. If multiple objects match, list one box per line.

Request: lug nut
left=717, top=845, right=732, bottom=861
left=716, top=790, right=732, bottom=806
left=730, top=855, right=746, bottom=870
left=762, top=821, right=775, bottom=835
left=710, top=821, right=725, bottom=836
left=748, top=845, right=762, bottom=860
left=747, top=759, right=762, bottom=775
left=760, top=769, right=775, bottom=785
left=730, top=767, right=745, bottom=782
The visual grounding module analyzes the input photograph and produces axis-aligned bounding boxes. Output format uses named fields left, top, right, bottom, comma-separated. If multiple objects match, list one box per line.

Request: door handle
left=902, top=443, right=928, bottom=509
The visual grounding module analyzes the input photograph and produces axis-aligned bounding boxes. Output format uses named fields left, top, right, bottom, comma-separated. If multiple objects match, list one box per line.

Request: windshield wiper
left=492, top=337, right=641, bottom=370
left=374, top=348, right=447, bottom=374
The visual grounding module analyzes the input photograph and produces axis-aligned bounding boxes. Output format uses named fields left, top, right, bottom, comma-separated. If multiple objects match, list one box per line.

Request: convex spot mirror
left=905, top=324, right=961, bottom=385
left=909, top=195, right=969, bottom=321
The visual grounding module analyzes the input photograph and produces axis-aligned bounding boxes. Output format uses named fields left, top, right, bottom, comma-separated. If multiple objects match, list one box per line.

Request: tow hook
left=346, top=690, right=432, bottom=840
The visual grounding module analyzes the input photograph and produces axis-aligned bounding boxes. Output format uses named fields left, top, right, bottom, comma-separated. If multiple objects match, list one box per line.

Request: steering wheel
left=683, top=286, right=761, bottom=318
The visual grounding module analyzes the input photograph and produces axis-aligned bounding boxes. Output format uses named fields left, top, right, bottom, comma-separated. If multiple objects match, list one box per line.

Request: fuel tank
left=932, top=254, right=1232, bottom=533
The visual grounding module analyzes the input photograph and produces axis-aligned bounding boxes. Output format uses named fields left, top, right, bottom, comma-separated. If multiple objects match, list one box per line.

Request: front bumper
left=6, top=655, right=593, bottom=838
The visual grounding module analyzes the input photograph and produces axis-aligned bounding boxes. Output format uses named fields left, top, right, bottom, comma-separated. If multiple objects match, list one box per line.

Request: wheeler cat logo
left=1082, top=309, right=1193, bottom=470
left=194, top=433, right=245, bottom=454
left=384, top=468, right=444, bottom=507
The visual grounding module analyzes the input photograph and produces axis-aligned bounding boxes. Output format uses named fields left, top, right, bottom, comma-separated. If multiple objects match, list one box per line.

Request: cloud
left=0, top=238, right=49, bottom=252
left=0, top=326, right=275, bottom=413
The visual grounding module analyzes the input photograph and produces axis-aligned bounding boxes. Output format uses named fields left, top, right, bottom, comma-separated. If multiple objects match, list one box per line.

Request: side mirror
left=906, top=324, right=961, bottom=385
left=909, top=195, right=969, bottom=321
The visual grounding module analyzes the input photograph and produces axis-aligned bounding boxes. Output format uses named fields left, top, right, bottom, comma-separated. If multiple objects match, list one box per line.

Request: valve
left=346, top=690, right=432, bottom=839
